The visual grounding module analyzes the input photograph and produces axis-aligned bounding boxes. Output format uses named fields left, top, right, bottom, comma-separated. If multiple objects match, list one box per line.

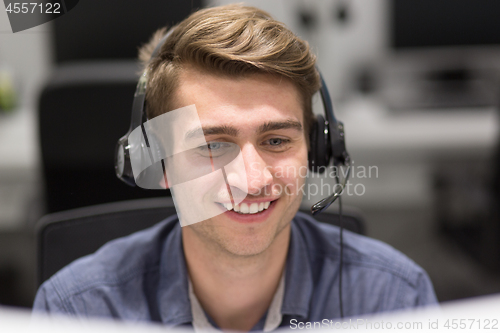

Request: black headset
left=115, top=31, right=351, bottom=212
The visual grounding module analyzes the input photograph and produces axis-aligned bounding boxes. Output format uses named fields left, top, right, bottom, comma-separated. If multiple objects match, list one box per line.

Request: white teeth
left=249, top=203, right=259, bottom=214
left=240, top=203, right=249, bottom=214
left=221, top=201, right=273, bottom=214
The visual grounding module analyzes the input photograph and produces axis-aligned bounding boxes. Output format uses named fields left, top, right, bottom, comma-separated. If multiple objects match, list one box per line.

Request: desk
left=339, top=97, right=498, bottom=159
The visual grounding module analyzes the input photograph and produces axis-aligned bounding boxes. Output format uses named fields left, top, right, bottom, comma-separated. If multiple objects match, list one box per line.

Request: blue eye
left=269, top=138, right=282, bottom=146
left=207, top=142, right=222, bottom=150
left=197, top=142, right=223, bottom=151
left=263, top=138, right=291, bottom=151
left=196, top=142, right=234, bottom=158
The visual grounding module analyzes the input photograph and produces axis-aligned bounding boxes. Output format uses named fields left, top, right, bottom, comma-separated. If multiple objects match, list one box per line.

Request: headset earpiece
left=308, top=115, right=331, bottom=174
left=307, top=73, right=349, bottom=175
left=115, top=134, right=135, bottom=186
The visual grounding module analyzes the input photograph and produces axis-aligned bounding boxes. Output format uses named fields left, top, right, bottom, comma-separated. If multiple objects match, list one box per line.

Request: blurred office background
left=1, top=0, right=500, bottom=308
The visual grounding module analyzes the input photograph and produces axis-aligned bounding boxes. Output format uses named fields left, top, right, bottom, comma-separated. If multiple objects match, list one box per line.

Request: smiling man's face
left=172, top=66, right=308, bottom=257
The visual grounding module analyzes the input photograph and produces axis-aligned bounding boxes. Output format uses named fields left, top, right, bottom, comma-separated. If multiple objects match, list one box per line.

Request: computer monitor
left=385, top=0, right=500, bottom=109
left=391, top=0, right=500, bottom=50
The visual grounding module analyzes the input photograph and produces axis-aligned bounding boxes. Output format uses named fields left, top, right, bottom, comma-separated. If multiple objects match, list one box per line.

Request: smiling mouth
left=216, top=201, right=276, bottom=214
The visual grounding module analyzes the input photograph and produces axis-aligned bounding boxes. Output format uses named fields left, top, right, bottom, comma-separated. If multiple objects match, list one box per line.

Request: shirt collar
left=156, top=215, right=314, bottom=326
left=281, top=217, right=314, bottom=319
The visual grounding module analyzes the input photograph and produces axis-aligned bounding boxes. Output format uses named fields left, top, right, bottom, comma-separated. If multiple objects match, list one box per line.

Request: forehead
left=172, top=66, right=304, bottom=125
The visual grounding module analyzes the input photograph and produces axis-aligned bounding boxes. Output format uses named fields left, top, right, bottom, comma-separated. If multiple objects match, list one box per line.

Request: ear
left=159, top=169, right=170, bottom=189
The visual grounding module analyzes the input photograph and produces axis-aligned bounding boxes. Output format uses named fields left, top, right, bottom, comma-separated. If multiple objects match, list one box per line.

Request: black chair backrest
left=37, top=198, right=365, bottom=286
left=52, top=0, right=202, bottom=63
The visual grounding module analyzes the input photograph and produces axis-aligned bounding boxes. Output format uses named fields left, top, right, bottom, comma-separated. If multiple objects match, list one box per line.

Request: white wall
left=0, top=7, right=52, bottom=109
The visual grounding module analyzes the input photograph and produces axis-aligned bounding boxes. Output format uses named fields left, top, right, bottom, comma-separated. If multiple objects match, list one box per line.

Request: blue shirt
left=33, top=212, right=437, bottom=329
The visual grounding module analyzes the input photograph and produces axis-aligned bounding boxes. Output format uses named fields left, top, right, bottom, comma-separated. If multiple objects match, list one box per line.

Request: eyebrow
left=185, top=126, right=239, bottom=140
left=257, top=120, right=303, bottom=134
left=184, top=119, right=302, bottom=140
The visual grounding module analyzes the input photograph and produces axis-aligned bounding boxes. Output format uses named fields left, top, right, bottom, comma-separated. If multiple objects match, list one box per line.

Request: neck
left=182, top=224, right=290, bottom=331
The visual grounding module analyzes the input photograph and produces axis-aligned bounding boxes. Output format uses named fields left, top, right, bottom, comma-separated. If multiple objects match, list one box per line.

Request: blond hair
left=139, top=4, right=320, bottom=135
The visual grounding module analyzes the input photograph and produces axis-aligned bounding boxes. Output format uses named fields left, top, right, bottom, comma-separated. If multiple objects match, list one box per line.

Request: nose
left=241, top=143, right=273, bottom=195
left=225, top=143, right=273, bottom=196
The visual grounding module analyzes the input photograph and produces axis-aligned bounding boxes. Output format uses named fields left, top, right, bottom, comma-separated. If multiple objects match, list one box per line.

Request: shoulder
left=292, top=212, right=437, bottom=313
left=293, top=211, right=420, bottom=278
left=33, top=215, right=180, bottom=317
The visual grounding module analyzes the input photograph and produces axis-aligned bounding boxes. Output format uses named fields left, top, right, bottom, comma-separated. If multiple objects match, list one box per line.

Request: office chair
left=36, top=198, right=365, bottom=286
left=52, top=0, right=202, bottom=63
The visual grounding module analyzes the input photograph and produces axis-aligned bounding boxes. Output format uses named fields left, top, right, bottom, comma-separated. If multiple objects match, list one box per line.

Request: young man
left=33, top=4, right=437, bottom=331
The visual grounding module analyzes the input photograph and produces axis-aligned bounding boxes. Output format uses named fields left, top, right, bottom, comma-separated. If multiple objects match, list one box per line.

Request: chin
left=221, top=235, right=276, bottom=257
left=220, top=219, right=292, bottom=257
